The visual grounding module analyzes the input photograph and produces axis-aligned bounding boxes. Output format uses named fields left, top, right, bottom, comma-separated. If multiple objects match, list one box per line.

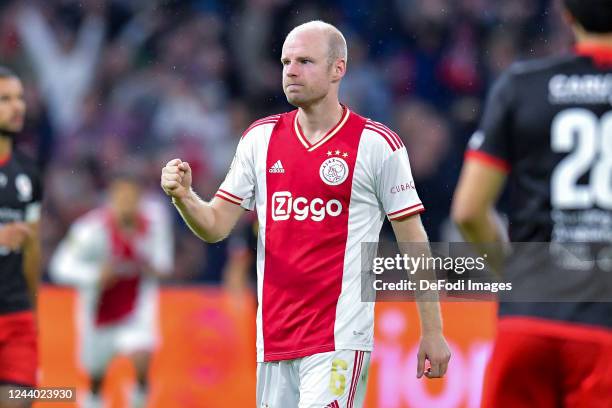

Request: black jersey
left=467, top=45, right=612, bottom=327
left=0, top=150, right=42, bottom=314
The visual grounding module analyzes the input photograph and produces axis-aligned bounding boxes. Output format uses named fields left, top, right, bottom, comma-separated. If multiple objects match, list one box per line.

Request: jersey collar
left=294, top=105, right=350, bottom=152
left=575, top=43, right=612, bottom=67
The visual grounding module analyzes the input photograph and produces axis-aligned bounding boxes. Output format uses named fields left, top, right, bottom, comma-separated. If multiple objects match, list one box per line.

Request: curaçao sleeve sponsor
left=376, top=147, right=424, bottom=221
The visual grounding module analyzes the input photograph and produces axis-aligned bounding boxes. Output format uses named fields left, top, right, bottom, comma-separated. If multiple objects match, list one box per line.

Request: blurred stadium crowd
left=0, top=0, right=572, bottom=283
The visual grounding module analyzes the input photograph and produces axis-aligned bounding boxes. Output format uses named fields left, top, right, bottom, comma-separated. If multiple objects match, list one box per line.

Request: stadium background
left=0, top=0, right=573, bottom=406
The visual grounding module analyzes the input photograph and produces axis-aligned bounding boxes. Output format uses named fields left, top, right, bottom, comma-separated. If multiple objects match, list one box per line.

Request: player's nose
left=284, top=61, right=299, bottom=77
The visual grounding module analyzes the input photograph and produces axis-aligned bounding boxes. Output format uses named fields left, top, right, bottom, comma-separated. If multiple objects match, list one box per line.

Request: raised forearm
left=172, top=190, right=226, bottom=243
left=162, top=158, right=244, bottom=243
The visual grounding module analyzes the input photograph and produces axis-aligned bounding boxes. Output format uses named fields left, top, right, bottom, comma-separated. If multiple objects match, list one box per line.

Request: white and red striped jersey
left=216, top=107, right=423, bottom=362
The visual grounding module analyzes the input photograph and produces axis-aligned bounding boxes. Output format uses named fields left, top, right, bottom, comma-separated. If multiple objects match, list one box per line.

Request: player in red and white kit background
left=50, top=172, right=174, bottom=408
left=162, top=20, right=450, bottom=407
left=0, top=67, right=42, bottom=408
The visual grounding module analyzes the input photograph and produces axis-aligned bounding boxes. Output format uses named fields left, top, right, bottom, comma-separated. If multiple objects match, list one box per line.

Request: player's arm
left=161, top=159, right=244, bottom=243
left=21, top=220, right=41, bottom=306
left=452, top=68, right=514, bottom=246
left=451, top=159, right=507, bottom=243
left=451, top=69, right=517, bottom=268
left=49, top=220, right=105, bottom=287
left=391, top=215, right=451, bottom=379
left=368, top=123, right=450, bottom=378
left=0, top=220, right=42, bottom=306
left=452, top=160, right=509, bottom=273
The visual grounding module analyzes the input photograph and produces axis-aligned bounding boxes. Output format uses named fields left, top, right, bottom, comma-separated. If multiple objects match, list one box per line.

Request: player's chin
left=284, top=92, right=304, bottom=107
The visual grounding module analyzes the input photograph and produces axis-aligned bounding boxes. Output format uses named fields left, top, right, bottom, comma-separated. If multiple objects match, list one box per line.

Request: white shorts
left=78, top=283, right=158, bottom=376
left=257, top=349, right=370, bottom=408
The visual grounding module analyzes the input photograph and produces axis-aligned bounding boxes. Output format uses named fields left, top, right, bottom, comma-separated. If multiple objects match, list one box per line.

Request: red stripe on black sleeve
left=465, top=150, right=510, bottom=173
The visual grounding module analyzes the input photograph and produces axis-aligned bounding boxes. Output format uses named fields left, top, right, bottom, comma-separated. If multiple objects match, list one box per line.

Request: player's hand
left=416, top=332, right=451, bottom=379
left=0, top=222, right=32, bottom=251
left=161, top=158, right=193, bottom=200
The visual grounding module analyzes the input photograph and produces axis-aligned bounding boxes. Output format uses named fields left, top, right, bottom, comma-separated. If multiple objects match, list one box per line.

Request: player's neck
left=297, top=99, right=344, bottom=145
left=0, top=136, right=12, bottom=162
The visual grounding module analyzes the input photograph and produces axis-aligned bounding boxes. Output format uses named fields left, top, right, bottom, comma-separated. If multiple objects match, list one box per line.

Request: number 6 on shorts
left=329, top=358, right=348, bottom=396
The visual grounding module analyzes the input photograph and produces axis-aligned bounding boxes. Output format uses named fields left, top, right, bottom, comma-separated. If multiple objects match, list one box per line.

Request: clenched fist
left=161, top=159, right=193, bottom=200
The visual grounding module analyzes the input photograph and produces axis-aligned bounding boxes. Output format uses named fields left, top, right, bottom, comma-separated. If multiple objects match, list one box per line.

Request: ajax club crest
left=320, top=156, right=349, bottom=186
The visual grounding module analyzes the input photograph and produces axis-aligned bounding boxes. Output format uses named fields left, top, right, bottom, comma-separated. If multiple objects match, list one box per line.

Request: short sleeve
left=376, top=147, right=424, bottom=221
left=216, top=137, right=256, bottom=210
left=465, top=70, right=514, bottom=172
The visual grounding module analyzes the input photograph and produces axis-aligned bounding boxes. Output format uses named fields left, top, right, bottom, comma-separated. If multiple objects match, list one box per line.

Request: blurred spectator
left=16, top=4, right=106, bottom=134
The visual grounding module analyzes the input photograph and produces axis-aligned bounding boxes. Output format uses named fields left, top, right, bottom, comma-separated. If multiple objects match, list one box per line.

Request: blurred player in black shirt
left=453, top=1, right=612, bottom=407
left=0, top=67, right=42, bottom=408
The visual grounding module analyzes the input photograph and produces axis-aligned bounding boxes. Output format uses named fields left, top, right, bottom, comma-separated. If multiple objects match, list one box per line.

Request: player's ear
left=331, top=59, right=346, bottom=82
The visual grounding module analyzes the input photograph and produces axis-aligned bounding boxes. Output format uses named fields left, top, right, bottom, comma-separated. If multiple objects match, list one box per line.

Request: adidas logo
left=269, top=160, right=285, bottom=173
